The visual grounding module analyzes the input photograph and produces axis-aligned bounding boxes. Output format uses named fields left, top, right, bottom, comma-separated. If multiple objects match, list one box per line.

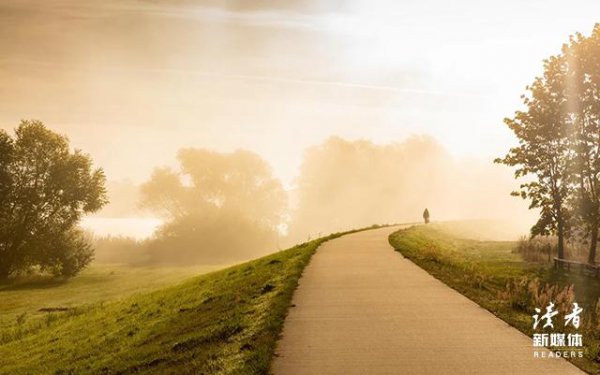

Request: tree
left=140, top=148, right=286, bottom=264
left=290, top=135, right=519, bottom=242
left=495, top=54, right=572, bottom=259
left=498, top=24, right=600, bottom=263
left=0, top=120, right=107, bottom=279
left=563, top=26, right=600, bottom=263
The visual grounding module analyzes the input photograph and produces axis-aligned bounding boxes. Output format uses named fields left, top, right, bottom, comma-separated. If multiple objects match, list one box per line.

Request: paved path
left=272, top=226, right=584, bottom=374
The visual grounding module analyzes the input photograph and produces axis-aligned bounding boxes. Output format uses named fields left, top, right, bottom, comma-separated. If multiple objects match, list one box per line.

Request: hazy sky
left=2, top=0, right=600, bottom=187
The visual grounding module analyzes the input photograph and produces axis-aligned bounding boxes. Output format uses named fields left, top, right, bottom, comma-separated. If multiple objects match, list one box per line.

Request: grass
left=0, top=226, right=381, bottom=374
left=389, top=223, right=600, bottom=374
left=0, top=264, right=222, bottom=332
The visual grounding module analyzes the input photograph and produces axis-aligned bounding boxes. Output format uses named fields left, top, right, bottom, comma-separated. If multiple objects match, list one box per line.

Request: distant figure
left=423, top=208, right=430, bottom=224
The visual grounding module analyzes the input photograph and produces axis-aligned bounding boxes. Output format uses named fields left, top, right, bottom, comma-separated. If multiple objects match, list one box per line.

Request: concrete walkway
left=271, top=226, right=584, bottom=374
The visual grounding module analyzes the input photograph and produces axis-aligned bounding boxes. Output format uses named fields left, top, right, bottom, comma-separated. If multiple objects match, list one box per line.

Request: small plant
left=45, top=313, right=58, bottom=327
left=498, top=277, right=531, bottom=311
left=421, top=244, right=444, bottom=264
left=498, top=275, right=576, bottom=315
left=471, top=272, right=488, bottom=289
left=16, top=312, right=27, bottom=326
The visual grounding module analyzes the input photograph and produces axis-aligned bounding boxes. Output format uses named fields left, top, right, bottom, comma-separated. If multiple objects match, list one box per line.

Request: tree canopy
left=497, top=24, right=600, bottom=262
left=0, top=120, right=107, bottom=279
left=139, top=148, right=286, bottom=264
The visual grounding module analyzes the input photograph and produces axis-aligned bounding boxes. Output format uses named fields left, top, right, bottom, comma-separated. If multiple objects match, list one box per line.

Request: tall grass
left=515, top=236, right=589, bottom=263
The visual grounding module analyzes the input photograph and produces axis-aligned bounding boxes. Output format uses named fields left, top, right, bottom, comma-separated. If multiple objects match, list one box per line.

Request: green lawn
left=0, top=264, right=222, bottom=333
left=0, top=227, right=380, bottom=374
left=389, top=223, right=600, bottom=374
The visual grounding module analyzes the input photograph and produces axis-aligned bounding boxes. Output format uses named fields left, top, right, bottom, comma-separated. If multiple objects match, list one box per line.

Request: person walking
left=423, top=208, right=430, bottom=224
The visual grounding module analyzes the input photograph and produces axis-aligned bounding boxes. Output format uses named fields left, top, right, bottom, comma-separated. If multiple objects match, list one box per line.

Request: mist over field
left=5, top=2, right=600, bottom=374
left=289, top=136, right=533, bottom=242
left=3, top=0, right=593, bottom=265
left=84, top=134, right=534, bottom=266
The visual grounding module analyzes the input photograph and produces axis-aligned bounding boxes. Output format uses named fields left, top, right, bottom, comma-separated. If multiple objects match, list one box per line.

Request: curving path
left=271, top=226, right=584, bottom=375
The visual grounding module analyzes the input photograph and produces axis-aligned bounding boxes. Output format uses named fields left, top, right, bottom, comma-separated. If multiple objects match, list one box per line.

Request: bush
left=0, top=120, right=107, bottom=279
left=143, top=211, right=278, bottom=266
left=92, top=212, right=279, bottom=267
left=93, top=236, right=146, bottom=265
left=53, top=232, right=94, bottom=277
left=39, top=229, right=95, bottom=277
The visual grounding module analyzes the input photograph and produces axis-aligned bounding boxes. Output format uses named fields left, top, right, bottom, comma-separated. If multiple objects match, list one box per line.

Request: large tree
left=563, top=26, right=600, bottom=263
left=0, top=120, right=107, bottom=279
left=140, top=148, right=286, bottom=264
left=498, top=24, right=600, bottom=263
left=495, top=54, right=572, bottom=259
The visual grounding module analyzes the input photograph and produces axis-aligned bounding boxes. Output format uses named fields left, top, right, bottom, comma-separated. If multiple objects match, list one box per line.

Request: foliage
left=92, top=235, right=147, bottom=264
left=141, top=149, right=286, bottom=225
left=497, top=24, right=600, bottom=263
left=0, top=120, right=107, bottom=279
left=564, top=26, right=600, bottom=263
left=144, top=209, right=278, bottom=265
left=139, top=149, right=286, bottom=264
left=498, top=276, right=576, bottom=315
left=495, top=51, right=572, bottom=258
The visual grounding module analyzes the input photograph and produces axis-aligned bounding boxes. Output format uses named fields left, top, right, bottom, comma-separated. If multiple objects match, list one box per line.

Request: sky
left=1, top=0, right=600, bottom=188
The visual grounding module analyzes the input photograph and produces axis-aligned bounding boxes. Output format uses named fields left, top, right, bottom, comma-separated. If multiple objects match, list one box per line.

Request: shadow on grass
left=0, top=276, right=69, bottom=292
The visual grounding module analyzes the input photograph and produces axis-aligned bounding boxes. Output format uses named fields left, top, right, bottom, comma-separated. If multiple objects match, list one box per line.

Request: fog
left=86, top=134, right=535, bottom=266
left=289, top=136, right=535, bottom=242
left=5, top=0, right=589, bottom=263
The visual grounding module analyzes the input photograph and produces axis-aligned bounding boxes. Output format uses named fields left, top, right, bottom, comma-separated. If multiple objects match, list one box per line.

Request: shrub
left=93, top=236, right=146, bottom=264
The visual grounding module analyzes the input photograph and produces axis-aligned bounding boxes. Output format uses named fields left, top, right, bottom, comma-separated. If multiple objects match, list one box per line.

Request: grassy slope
left=389, top=224, right=600, bottom=374
left=0, top=228, right=379, bottom=375
left=0, top=265, right=221, bottom=332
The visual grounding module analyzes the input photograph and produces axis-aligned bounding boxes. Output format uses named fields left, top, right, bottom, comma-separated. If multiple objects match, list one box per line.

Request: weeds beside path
left=389, top=224, right=600, bottom=374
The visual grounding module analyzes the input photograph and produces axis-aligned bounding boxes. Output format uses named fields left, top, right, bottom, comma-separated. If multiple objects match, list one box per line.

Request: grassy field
left=0, top=264, right=222, bottom=333
left=0, top=227, right=379, bottom=374
left=389, top=224, right=600, bottom=374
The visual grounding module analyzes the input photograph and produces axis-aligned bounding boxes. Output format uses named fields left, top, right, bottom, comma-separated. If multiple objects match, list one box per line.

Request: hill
left=0, top=264, right=219, bottom=333
left=0, top=229, right=373, bottom=374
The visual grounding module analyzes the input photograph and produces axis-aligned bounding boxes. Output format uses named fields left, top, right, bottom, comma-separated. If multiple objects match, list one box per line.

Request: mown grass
left=0, top=227, right=380, bottom=375
left=389, top=224, right=600, bottom=374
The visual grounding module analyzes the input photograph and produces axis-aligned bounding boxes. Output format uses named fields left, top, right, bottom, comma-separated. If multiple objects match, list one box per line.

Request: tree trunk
left=589, top=225, right=598, bottom=264
left=557, top=219, right=565, bottom=260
